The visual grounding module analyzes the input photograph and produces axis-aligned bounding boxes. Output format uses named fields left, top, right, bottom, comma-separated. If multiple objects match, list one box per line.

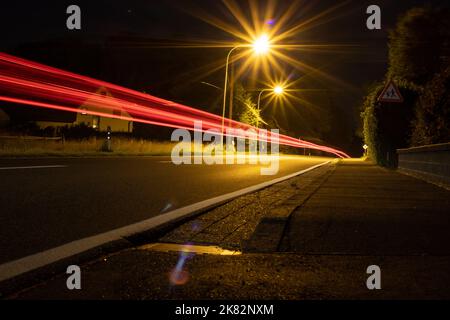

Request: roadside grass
left=0, top=137, right=179, bottom=157
left=0, top=138, right=257, bottom=157
left=0, top=136, right=331, bottom=159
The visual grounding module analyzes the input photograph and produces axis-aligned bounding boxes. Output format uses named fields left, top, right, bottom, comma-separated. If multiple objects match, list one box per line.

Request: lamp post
left=221, top=46, right=242, bottom=146
left=256, top=85, right=284, bottom=128
left=221, top=34, right=271, bottom=145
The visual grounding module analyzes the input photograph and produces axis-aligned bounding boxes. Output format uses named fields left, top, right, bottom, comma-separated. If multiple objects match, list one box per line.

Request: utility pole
left=228, top=62, right=234, bottom=127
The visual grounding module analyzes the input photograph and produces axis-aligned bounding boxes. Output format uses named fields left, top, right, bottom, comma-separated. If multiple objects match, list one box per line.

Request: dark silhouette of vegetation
left=60, top=124, right=98, bottom=140
left=388, top=6, right=450, bottom=86
left=362, top=5, right=450, bottom=166
left=411, top=64, right=450, bottom=145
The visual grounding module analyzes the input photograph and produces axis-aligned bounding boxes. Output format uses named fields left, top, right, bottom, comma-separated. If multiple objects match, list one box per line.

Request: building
left=36, top=87, right=133, bottom=133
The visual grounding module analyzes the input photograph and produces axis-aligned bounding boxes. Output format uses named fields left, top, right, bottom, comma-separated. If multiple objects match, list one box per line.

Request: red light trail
left=0, top=52, right=349, bottom=158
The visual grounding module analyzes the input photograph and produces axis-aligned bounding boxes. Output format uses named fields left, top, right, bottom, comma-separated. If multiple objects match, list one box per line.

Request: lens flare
left=253, top=34, right=270, bottom=55
left=169, top=245, right=195, bottom=286
left=273, top=85, right=284, bottom=95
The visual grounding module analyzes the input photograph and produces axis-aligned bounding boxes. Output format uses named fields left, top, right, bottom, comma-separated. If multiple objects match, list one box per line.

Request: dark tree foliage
left=411, top=64, right=450, bottom=145
left=363, top=5, right=450, bottom=166
left=388, top=6, right=450, bottom=86
left=362, top=81, right=419, bottom=167
left=232, top=83, right=261, bottom=128
left=60, top=124, right=97, bottom=140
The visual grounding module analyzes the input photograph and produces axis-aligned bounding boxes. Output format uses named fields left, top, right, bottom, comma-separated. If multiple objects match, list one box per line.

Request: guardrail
left=397, top=142, right=450, bottom=187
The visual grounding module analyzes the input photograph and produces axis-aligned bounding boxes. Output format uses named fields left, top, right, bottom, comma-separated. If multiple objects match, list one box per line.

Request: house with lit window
left=74, top=87, right=133, bottom=133
left=35, top=87, right=133, bottom=133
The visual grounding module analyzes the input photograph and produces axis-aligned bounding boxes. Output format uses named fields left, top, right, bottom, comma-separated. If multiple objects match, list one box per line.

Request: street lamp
left=221, top=34, right=272, bottom=145
left=273, top=85, right=284, bottom=95
left=256, top=85, right=284, bottom=128
left=253, top=34, right=270, bottom=55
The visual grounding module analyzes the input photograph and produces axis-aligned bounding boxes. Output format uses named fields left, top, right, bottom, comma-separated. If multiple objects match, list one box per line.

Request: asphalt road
left=0, top=155, right=329, bottom=264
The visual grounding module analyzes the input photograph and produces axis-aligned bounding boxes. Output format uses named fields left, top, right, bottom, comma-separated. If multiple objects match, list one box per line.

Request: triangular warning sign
left=378, top=80, right=404, bottom=103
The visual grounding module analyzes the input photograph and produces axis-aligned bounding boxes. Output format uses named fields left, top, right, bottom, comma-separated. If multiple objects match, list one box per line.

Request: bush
left=410, top=64, right=450, bottom=146
left=60, top=123, right=97, bottom=140
left=362, top=5, right=449, bottom=166
left=361, top=83, right=383, bottom=164
left=362, top=81, right=419, bottom=167
left=388, top=6, right=450, bottom=86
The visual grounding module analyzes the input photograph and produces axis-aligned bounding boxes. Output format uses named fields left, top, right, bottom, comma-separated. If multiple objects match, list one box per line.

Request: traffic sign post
left=377, top=80, right=404, bottom=103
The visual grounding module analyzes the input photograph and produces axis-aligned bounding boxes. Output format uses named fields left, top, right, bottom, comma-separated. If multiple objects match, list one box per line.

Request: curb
left=243, top=162, right=337, bottom=253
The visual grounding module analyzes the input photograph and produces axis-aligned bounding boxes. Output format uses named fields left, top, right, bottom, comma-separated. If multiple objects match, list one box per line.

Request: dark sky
left=0, top=0, right=441, bottom=45
left=0, top=0, right=448, bottom=154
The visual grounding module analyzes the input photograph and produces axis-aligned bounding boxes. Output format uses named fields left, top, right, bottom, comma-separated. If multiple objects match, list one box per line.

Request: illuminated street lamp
left=253, top=34, right=270, bottom=55
left=256, top=85, right=284, bottom=128
left=273, top=85, right=284, bottom=95
left=221, top=35, right=272, bottom=144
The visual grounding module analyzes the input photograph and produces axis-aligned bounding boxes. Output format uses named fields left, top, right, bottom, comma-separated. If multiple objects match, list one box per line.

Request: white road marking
left=0, top=160, right=330, bottom=283
left=0, top=165, right=67, bottom=170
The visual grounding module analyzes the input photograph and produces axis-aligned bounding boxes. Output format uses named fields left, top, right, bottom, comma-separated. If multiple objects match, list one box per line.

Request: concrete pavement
left=5, top=159, right=450, bottom=299
left=281, top=160, right=450, bottom=255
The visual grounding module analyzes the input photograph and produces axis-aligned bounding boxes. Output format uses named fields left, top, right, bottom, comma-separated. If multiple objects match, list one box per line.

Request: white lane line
left=0, top=160, right=330, bottom=283
left=0, top=165, right=67, bottom=171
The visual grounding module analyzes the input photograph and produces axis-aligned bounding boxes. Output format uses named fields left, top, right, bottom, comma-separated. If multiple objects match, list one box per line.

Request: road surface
left=0, top=155, right=329, bottom=264
left=12, top=159, right=450, bottom=300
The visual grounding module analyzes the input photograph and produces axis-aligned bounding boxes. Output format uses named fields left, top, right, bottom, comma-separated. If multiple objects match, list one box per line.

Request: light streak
left=0, top=52, right=349, bottom=158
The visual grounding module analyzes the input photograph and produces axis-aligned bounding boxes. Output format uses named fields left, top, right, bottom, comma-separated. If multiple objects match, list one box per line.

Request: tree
left=411, top=64, right=450, bottom=146
left=362, top=5, right=450, bottom=166
left=362, top=80, right=419, bottom=166
left=388, top=6, right=450, bottom=86
left=232, top=83, right=265, bottom=127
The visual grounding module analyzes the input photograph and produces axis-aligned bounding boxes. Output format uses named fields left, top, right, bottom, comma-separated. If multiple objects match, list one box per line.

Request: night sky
left=0, top=0, right=447, bottom=155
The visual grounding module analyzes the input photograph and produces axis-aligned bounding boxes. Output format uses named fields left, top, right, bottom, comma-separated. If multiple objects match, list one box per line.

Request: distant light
left=253, top=34, right=270, bottom=55
left=363, top=144, right=368, bottom=150
left=274, top=85, right=284, bottom=95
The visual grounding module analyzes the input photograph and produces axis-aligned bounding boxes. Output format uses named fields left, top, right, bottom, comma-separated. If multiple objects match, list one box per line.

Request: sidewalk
left=9, top=159, right=450, bottom=299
